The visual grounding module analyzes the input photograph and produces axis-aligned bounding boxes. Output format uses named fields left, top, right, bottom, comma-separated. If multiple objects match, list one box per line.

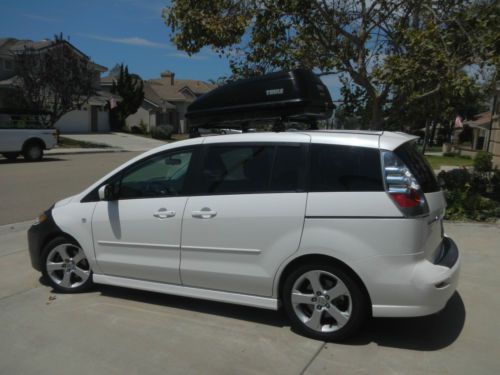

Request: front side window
left=309, top=144, right=383, bottom=192
left=118, top=150, right=193, bottom=199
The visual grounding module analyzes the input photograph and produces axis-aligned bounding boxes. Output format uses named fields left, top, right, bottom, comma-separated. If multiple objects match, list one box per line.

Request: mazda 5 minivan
left=28, top=131, right=460, bottom=341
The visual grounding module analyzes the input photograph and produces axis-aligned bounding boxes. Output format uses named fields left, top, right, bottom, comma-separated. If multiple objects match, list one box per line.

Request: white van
left=28, top=130, right=460, bottom=341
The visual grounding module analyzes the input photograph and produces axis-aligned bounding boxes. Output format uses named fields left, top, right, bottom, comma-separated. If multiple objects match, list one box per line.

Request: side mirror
left=98, top=184, right=118, bottom=201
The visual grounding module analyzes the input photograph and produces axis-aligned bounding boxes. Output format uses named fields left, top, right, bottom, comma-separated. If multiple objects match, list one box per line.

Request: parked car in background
left=27, top=130, right=460, bottom=341
left=0, top=127, right=58, bottom=161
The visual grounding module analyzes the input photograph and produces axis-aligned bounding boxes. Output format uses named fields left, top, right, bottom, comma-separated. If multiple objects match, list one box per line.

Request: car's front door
left=180, top=143, right=308, bottom=296
left=92, top=148, right=194, bottom=284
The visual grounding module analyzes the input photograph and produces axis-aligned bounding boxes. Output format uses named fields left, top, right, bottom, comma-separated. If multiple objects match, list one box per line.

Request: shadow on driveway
left=345, top=292, right=466, bottom=350
left=92, top=285, right=465, bottom=350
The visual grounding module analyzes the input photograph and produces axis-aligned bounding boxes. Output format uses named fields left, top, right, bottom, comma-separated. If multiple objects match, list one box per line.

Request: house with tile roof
left=101, top=70, right=216, bottom=133
left=0, top=37, right=116, bottom=133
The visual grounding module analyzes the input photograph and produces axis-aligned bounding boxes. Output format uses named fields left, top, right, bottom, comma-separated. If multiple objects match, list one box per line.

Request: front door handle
left=153, top=208, right=176, bottom=219
left=192, top=207, right=217, bottom=219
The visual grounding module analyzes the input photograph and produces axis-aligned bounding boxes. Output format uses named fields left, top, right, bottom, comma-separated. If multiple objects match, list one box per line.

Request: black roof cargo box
left=186, top=69, right=333, bottom=127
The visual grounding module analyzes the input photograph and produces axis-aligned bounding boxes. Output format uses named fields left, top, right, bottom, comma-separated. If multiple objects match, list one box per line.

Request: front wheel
left=41, top=237, right=93, bottom=293
left=282, top=263, right=368, bottom=341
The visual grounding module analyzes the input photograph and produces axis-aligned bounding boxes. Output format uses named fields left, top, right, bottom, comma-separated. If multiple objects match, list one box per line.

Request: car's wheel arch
left=275, top=253, right=372, bottom=315
left=22, top=137, right=46, bottom=151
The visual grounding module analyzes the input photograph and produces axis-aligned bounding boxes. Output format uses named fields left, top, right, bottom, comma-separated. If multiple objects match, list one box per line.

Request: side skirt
left=93, top=274, right=279, bottom=310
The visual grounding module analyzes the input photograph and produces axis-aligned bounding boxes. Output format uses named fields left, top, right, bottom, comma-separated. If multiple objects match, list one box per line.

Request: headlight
left=33, top=213, right=48, bottom=225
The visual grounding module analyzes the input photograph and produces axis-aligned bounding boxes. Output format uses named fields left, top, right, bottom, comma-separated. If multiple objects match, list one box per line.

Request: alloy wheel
left=45, top=243, right=91, bottom=289
left=290, top=270, right=352, bottom=333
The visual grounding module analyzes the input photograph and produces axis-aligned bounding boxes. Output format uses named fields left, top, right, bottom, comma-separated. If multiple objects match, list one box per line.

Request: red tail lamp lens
left=390, top=190, right=422, bottom=208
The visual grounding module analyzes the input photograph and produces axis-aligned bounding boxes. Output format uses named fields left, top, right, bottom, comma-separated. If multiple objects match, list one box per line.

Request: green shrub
left=438, top=168, right=500, bottom=221
left=443, top=152, right=456, bottom=157
left=151, top=124, right=174, bottom=140
left=474, top=151, right=493, bottom=173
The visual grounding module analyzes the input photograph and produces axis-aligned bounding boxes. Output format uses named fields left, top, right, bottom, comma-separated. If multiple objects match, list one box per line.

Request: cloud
left=22, top=13, right=59, bottom=22
left=78, top=33, right=169, bottom=49
left=167, top=52, right=209, bottom=61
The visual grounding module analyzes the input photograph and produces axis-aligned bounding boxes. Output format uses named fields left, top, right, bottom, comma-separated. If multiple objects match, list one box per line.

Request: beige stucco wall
left=126, top=106, right=156, bottom=132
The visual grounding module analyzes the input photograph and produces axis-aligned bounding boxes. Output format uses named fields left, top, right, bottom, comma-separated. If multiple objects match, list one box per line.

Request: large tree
left=12, top=34, right=96, bottom=128
left=164, top=0, right=499, bottom=129
left=110, top=64, right=144, bottom=131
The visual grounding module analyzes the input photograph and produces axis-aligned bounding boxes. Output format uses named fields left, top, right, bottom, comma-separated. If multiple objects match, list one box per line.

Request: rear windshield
left=394, top=141, right=439, bottom=193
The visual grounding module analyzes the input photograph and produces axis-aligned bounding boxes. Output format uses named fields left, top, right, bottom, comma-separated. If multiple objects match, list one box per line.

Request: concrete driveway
left=62, top=132, right=167, bottom=151
left=0, top=221, right=499, bottom=375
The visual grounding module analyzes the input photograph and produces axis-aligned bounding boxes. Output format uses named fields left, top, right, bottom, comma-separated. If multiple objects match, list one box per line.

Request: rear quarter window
left=394, top=141, right=439, bottom=193
left=309, top=144, right=383, bottom=192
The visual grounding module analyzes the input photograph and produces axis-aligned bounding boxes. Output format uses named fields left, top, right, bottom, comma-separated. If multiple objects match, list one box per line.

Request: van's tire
left=282, top=262, right=368, bottom=342
left=23, top=141, right=44, bottom=161
left=2, top=152, right=19, bottom=160
left=41, top=236, right=93, bottom=293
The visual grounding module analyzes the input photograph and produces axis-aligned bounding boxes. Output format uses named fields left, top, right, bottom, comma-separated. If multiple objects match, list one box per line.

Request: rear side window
left=198, top=144, right=302, bottom=195
left=309, top=144, right=383, bottom=192
left=394, top=141, right=439, bottom=193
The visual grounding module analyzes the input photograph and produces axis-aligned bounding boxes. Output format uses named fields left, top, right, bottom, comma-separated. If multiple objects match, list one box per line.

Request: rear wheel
left=283, top=262, right=368, bottom=341
left=23, top=142, right=44, bottom=161
left=2, top=152, right=19, bottom=160
left=41, top=237, right=93, bottom=293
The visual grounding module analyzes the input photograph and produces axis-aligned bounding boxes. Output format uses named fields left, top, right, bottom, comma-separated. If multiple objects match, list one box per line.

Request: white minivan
left=28, top=130, right=460, bottom=341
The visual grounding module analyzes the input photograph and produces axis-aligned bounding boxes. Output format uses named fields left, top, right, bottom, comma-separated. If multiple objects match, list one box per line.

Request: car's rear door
left=180, top=139, right=308, bottom=296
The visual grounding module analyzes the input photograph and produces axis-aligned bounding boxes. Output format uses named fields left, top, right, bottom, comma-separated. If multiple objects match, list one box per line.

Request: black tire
left=282, top=262, right=368, bottom=342
left=2, top=152, right=19, bottom=160
left=23, top=142, right=44, bottom=161
left=41, top=236, right=93, bottom=293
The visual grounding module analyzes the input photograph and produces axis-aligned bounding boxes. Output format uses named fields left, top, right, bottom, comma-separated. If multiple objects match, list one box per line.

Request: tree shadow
left=0, top=157, right=65, bottom=164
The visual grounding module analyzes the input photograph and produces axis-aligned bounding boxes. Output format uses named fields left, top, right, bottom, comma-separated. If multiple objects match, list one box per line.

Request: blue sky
left=0, top=0, right=340, bottom=97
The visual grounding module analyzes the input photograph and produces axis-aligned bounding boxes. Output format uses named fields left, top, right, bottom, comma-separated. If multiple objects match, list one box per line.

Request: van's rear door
left=394, top=141, right=445, bottom=257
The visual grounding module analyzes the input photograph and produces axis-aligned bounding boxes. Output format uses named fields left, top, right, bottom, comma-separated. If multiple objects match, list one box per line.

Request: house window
left=4, top=59, right=14, bottom=71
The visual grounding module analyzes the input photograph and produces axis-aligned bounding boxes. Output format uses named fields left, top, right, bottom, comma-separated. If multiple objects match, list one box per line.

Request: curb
left=0, top=220, right=34, bottom=235
left=46, top=148, right=128, bottom=156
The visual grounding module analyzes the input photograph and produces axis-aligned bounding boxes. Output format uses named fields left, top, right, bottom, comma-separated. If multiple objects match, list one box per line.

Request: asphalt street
left=0, top=152, right=140, bottom=225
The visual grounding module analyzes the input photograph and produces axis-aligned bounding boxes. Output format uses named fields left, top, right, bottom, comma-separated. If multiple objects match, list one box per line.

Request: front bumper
left=27, top=208, right=59, bottom=271
left=367, top=236, right=460, bottom=318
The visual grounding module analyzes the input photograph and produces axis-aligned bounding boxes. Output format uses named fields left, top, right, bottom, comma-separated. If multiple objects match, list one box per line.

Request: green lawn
left=58, top=137, right=112, bottom=149
left=425, top=155, right=473, bottom=170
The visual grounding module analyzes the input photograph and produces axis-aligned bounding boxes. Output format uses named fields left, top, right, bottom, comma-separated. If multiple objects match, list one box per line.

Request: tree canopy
left=164, top=0, right=499, bottom=130
left=110, top=64, right=144, bottom=130
left=12, top=34, right=96, bottom=128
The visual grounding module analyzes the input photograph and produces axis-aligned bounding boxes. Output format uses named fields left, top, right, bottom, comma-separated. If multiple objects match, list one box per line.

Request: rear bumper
left=365, top=236, right=460, bottom=318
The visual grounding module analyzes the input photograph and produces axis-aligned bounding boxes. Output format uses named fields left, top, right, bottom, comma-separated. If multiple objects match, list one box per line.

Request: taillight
left=381, top=150, right=429, bottom=217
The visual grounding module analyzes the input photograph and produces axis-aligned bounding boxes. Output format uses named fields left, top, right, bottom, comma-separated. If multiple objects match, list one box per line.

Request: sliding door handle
left=192, top=207, right=217, bottom=219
